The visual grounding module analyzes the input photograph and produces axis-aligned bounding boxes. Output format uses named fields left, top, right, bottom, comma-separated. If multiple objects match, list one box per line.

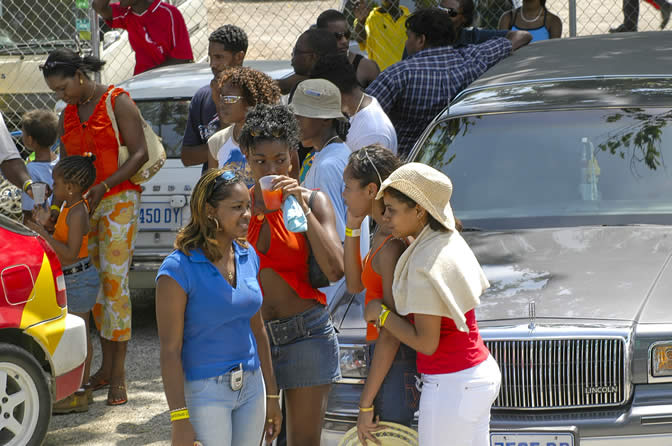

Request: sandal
left=53, top=390, right=89, bottom=414
left=107, top=384, right=128, bottom=406
left=85, top=371, right=110, bottom=392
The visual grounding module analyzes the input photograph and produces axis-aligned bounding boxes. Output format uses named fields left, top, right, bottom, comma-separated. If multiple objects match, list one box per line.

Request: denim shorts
left=63, top=258, right=100, bottom=314
left=368, top=342, right=419, bottom=426
left=265, top=304, right=341, bottom=389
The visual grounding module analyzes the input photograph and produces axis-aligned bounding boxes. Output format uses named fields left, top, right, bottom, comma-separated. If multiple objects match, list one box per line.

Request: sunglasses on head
left=439, top=6, right=460, bottom=17
left=334, top=30, right=352, bottom=40
left=356, top=148, right=383, bottom=186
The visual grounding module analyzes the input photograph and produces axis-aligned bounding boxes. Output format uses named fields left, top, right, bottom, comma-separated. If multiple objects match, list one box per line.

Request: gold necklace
left=80, top=83, right=97, bottom=106
left=220, top=246, right=235, bottom=284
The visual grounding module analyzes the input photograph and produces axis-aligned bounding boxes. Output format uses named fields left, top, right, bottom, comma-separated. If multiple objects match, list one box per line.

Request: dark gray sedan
left=322, top=31, right=672, bottom=446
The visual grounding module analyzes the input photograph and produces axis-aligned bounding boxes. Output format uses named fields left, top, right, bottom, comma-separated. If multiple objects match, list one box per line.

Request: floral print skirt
left=89, top=190, right=140, bottom=342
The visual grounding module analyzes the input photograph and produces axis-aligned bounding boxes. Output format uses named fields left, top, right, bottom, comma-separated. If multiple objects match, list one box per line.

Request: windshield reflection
left=415, top=108, right=672, bottom=225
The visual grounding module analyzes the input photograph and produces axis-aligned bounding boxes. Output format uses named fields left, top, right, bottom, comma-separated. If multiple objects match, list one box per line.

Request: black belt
left=62, top=259, right=92, bottom=276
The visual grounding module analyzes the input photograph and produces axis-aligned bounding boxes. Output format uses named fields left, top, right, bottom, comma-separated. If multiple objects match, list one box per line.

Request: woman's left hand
left=84, top=183, right=107, bottom=215
left=364, top=299, right=383, bottom=324
left=264, top=398, right=283, bottom=444
left=272, top=176, right=308, bottom=212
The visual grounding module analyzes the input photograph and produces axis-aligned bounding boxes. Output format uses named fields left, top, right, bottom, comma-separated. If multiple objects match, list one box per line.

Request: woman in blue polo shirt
left=156, top=169, right=281, bottom=446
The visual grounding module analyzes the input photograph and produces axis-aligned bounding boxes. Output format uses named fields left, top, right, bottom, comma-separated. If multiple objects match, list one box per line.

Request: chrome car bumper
left=321, top=384, right=672, bottom=445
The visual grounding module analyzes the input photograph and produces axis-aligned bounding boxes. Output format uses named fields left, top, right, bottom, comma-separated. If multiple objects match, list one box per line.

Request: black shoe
left=609, top=24, right=637, bottom=33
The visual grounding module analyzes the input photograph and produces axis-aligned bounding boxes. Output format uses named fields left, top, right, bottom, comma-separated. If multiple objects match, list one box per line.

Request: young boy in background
left=20, top=110, right=59, bottom=223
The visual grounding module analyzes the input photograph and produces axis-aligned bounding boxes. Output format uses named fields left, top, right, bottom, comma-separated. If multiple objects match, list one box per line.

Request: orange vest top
left=53, top=200, right=89, bottom=259
left=61, top=86, right=142, bottom=198
left=248, top=208, right=326, bottom=305
left=362, top=235, right=395, bottom=342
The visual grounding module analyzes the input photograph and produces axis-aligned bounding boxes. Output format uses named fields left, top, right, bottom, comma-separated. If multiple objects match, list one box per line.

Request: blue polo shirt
left=156, top=243, right=263, bottom=381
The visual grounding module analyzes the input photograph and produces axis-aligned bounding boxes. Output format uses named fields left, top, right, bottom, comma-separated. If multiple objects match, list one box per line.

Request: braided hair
left=346, top=145, right=402, bottom=188
left=239, top=104, right=301, bottom=154
left=54, top=154, right=97, bottom=191
left=209, top=25, right=249, bottom=53
left=216, top=67, right=281, bottom=107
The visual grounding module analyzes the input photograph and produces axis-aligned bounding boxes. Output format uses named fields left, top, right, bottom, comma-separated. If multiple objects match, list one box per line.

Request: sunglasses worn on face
left=221, top=95, right=243, bottom=104
left=334, top=30, right=352, bottom=40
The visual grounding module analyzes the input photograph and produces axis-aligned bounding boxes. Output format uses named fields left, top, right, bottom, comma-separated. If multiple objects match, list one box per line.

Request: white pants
left=418, top=354, right=501, bottom=446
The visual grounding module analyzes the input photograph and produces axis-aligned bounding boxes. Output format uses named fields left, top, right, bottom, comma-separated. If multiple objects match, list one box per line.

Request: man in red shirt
left=93, top=0, right=194, bottom=75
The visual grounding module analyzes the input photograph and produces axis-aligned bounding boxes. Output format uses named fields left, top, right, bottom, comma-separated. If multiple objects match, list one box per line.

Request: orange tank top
left=362, top=235, right=395, bottom=342
left=248, top=205, right=326, bottom=305
left=53, top=200, right=90, bottom=259
left=61, top=86, right=142, bottom=198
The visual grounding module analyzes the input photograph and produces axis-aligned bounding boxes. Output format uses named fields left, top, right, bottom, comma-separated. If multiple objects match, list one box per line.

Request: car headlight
left=652, top=343, right=672, bottom=377
left=339, top=345, right=368, bottom=378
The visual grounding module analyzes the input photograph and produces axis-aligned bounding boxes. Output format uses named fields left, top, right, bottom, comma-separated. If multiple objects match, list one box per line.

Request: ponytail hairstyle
left=347, top=144, right=402, bottom=189
left=40, top=48, right=106, bottom=79
left=174, top=169, right=246, bottom=262
left=54, top=154, right=97, bottom=192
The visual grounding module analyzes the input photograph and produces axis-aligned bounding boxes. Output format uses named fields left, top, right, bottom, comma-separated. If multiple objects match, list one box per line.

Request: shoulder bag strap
left=104, top=89, right=123, bottom=148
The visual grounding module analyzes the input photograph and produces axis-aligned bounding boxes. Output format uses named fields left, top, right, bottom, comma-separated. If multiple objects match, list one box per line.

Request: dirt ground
left=45, top=290, right=171, bottom=446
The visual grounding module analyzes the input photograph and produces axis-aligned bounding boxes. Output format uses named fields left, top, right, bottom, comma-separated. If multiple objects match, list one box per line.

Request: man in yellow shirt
left=354, top=0, right=411, bottom=71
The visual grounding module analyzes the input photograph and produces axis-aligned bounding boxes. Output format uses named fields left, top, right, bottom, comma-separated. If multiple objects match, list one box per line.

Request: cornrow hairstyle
left=41, top=48, right=106, bottom=79
left=239, top=104, right=301, bottom=154
left=316, top=9, right=346, bottom=28
left=385, top=187, right=462, bottom=232
left=175, top=169, right=246, bottom=262
left=216, top=67, right=281, bottom=108
left=346, top=145, right=402, bottom=188
left=21, top=109, right=59, bottom=148
left=54, top=155, right=97, bottom=191
left=334, top=119, right=351, bottom=140
left=209, top=25, right=248, bottom=53
left=310, top=53, right=359, bottom=94
left=406, top=7, right=456, bottom=47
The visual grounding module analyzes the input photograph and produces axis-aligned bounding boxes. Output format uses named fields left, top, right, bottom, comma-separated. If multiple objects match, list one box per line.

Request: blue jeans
left=368, top=342, right=419, bottom=426
left=184, top=367, right=266, bottom=445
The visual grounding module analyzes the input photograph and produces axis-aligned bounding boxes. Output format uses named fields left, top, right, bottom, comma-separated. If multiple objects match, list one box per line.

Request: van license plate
left=490, top=432, right=574, bottom=446
left=138, top=203, right=183, bottom=230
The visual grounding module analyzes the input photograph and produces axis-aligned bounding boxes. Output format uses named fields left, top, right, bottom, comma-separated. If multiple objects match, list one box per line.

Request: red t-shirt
left=412, top=309, right=489, bottom=375
left=107, top=0, right=194, bottom=75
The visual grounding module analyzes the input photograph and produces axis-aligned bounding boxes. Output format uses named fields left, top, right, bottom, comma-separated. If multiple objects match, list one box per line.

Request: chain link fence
left=1, top=0, right=671, bottom=138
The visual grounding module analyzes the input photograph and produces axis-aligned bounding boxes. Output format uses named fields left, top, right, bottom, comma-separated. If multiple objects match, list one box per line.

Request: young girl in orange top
left=28, top=154, right=100, bottom=413
left=341, top=145, right=418, bottom=444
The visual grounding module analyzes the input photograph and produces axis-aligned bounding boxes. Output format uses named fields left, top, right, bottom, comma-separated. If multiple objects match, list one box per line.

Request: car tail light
left=36, top=236, right=67, bottom=308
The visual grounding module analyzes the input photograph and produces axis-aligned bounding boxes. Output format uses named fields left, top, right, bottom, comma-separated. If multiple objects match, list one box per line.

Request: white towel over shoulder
left=393, top=226, right=490, bottom=332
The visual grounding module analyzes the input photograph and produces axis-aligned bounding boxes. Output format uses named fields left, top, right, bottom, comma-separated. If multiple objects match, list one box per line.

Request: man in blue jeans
left=180, top=25, right=247, bottom=169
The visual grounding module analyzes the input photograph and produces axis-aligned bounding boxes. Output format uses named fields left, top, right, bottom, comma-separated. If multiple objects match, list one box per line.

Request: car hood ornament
left=528, top=300, right=536, bottom=330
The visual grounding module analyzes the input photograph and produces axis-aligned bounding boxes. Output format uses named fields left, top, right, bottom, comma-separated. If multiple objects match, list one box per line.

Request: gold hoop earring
left=80, top=78, right=83, bottom=85
left=209, top=216, right=221, bottom=231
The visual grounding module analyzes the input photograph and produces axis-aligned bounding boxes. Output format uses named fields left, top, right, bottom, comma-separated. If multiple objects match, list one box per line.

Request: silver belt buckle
left=230, top=364, right=243, bottom=391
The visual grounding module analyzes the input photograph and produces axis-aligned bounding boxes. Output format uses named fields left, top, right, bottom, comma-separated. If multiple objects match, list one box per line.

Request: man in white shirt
left=311, top=54, right=398, bottom=154
left=0, top=112, right=33, bottom=191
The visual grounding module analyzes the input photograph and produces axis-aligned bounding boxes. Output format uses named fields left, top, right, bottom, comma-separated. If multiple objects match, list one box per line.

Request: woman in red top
left=42, top=49, right=149, bottom=406
left=341, top=146, right=419, bottom=443
left=366, top=163, right=501, bottom=446
left=239, top=104, right=344, bottom=445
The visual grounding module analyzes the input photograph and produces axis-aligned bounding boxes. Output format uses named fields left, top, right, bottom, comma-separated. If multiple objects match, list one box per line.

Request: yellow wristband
left=170, top=409, right=189, bottom=422
left=379, top=309, right=391, bottom=327
left=345, top=227, right=361, bottom=237
left=50, top=204, right=61, bottom=212
left=266, top=394, right=281, bottom=399
left=359, top=405, right=374, bottom=412
left=101, top=181, right=111, bottom=193
left=22, top=179, right=33, bottom=192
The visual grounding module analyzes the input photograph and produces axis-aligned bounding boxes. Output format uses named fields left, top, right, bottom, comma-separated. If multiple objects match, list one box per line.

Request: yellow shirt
left=358, top=5, right=410, bottom=71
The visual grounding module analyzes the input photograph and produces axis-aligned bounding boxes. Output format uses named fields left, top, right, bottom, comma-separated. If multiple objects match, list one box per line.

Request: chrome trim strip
left=336, top=377, right=365, bottom=385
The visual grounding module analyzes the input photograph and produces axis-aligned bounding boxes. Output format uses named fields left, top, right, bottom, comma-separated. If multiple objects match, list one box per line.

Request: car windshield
left=136, top=100, right=190, bottom=159
left=0, top=1, right=84, bottom=54
left=414, top=107, right=672, bottom=228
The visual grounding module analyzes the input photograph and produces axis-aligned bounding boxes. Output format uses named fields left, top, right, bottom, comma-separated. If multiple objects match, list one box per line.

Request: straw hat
left=290, top=78, right=348, bottom=122
left=339, top=422, right=418, bottom=446
left=375, top=162, right=456, bottom=231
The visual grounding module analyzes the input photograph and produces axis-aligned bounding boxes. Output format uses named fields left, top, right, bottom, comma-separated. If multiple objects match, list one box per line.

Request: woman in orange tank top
left=42, top=49, right=149, bottom=407
left=239, top=104, right=345, bottom=446
left=27, top=154, right=100, bottom=413
left=342, top=145, right=419, bottom=443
